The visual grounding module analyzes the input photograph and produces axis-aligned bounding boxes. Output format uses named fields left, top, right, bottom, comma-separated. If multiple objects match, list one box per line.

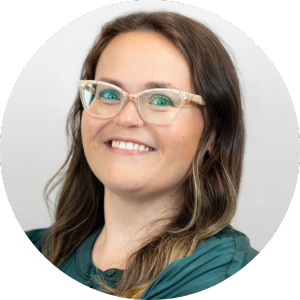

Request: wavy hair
left=41, top=11, right=245, bottom=298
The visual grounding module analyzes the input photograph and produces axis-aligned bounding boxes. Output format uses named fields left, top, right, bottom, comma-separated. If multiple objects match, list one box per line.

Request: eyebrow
left=97, top=77, right=178, bottom=91
left=145, top=81, right=177, bottom=89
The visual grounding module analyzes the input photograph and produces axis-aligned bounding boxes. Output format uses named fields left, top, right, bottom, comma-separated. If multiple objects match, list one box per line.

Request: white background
left=1, top=0, right=299, bottom=252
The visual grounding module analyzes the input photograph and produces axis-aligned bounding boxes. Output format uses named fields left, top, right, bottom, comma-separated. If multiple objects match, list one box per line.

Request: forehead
left=95, top=31, right=194, bottom=93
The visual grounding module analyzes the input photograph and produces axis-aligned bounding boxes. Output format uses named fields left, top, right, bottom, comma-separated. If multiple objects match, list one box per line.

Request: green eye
left=149, top=95, right=174, bottom=107
left=99, top=89, right=120, bottom=101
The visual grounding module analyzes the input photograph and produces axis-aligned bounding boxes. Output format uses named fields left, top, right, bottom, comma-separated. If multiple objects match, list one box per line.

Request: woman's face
left=81, top=31, right=205, bottom=200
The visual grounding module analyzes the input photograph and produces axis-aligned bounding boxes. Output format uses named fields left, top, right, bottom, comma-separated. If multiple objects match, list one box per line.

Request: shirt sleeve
left=141, top=233, right=258, bottom=299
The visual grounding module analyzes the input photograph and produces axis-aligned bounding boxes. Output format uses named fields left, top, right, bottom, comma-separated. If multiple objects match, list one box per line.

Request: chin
left=100, top=173, right=144, bottom=193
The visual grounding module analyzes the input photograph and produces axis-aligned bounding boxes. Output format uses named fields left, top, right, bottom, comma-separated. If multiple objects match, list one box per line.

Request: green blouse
left=25, top=226, right=258, bottom=298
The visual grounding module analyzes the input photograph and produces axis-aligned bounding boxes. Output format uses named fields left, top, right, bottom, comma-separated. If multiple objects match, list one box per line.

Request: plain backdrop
left=0, top=0, right=299, bottom=300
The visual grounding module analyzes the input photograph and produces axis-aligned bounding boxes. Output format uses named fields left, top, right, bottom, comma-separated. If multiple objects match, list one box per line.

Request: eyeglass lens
left=81, top=82, right=182, bottom=124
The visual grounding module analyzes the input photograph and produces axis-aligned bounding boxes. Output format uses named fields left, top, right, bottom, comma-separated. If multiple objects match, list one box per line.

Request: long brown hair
left=42, top=11, right=245, bottom=298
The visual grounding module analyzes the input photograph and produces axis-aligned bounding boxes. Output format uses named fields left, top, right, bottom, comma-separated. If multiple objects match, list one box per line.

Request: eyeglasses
left=78, top=80, right=206, bottom=125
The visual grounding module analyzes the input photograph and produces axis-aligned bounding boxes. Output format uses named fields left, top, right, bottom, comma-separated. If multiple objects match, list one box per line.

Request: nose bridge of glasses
left=127, top=94, right=137, bottom=102
left=120, top=93, right=141, bottom=117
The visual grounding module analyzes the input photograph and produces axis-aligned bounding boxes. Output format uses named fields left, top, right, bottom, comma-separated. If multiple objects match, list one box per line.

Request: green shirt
left=25, top=226, right=258, bottom=298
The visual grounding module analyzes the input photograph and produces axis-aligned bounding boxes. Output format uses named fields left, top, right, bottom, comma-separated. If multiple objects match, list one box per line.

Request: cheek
left=165, top=109, right=204, bottom=159
left=81, top=113, right=94, bottom=157
left=81, top=111, right=107, bottom=152
left=156, top=127, right=203, bottom=185
left=81, top=112, right=111, bottom=181
left=81, top=113, right=88, bottom=142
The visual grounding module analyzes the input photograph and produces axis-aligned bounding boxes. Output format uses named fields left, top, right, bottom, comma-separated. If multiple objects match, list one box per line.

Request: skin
left=81, top=31, right=205, bottom=270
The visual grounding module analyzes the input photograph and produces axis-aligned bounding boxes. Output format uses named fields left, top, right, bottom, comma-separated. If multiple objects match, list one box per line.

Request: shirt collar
left=76, top=227, right=103, bottom=280
left=75, top=227, right=124, bottom=284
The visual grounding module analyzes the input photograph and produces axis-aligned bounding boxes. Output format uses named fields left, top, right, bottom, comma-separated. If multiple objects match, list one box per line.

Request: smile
left=110, top=140, right=155, bottom=152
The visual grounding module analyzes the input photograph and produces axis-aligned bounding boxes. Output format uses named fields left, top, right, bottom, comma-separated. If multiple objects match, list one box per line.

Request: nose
left=114, top=98, right=145, bottom=128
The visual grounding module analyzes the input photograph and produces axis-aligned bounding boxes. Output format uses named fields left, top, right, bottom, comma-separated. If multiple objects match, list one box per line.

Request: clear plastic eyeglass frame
left=78, top=80, right=206, bottom=125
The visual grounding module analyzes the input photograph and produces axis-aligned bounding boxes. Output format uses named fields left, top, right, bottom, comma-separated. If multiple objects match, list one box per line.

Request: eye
left=149, top=94, right=174, bottom=107
left=99, top=89, right=121, bottom=101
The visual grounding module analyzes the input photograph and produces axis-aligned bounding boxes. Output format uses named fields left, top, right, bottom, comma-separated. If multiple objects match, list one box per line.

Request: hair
left=41, top=11, right=245, bottom=298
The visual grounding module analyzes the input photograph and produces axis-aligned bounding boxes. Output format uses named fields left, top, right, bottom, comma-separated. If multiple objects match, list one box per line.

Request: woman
left=26, top=11, right=258, bottom=299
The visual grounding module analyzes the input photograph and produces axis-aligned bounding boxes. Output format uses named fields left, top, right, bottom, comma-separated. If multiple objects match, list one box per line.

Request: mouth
left=105, top=139, right=156, bottom=152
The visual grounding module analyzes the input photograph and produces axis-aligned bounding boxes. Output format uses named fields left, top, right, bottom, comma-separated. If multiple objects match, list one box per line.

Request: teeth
left=126, top=142, right=133, bottom=150
left=110, top=140, right=153, bottom=152
left=119, top=141, right=126, bottom=149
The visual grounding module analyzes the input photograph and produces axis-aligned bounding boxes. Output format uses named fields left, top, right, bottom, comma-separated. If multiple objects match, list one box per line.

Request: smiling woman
left=82, top=31, right=205, bottom=202
left=25, top=11, right=258, bottom=299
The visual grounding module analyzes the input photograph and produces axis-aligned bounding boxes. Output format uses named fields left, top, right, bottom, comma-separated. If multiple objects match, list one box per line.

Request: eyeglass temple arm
left=188, top=93, right=206, bottom=106
left=81, top=85, right=96, bottom=95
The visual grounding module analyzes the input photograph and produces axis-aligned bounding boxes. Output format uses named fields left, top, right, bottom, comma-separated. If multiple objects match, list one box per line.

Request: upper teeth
left=111, top=140, right=154, bottom=152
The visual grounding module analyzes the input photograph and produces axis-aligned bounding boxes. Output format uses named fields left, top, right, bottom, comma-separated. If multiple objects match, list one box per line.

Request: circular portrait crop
left=1, top=1, right=299, bottom=299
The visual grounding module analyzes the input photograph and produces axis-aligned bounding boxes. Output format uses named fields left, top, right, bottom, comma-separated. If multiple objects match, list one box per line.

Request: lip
left=103, top=136, right=157, bottom=155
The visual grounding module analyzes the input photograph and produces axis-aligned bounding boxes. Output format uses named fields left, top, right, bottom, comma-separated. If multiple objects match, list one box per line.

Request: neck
left=92, top=187, right=182, bottom=270
left=103, top=187, right=182, bottom=245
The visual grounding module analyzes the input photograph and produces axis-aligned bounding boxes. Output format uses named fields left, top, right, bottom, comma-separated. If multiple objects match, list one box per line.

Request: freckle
left=181, top=135, right=184, bottom=139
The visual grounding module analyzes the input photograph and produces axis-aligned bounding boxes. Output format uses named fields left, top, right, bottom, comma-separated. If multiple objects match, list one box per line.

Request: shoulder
left=200, top=226, right=259, bottom=275
left=25, top=227, right=49, bottom=250
left=216, top=226, right=259, bottom=264
left=142, top=226, right=258, bottom=299
left=206, top=225, right=258, bottom=256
